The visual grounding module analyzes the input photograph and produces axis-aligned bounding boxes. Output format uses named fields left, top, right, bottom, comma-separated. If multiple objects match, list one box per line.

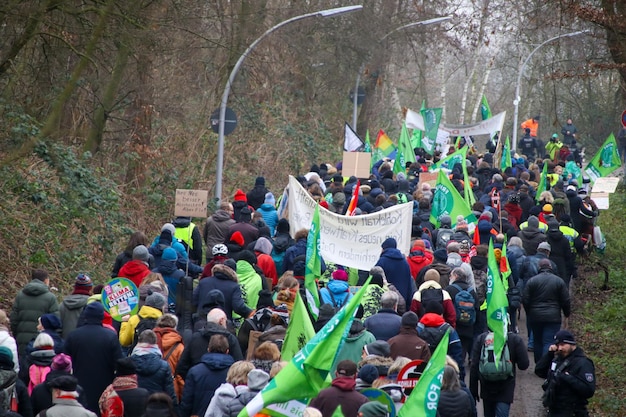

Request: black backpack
left=420, top=322, right=451, bottom=353
left=419, top=287, right=443, bottom=316
left=129, top=314, right=158, bottom=354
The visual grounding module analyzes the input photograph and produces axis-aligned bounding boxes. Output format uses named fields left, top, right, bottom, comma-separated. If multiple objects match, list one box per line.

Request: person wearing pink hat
left=319, top=269, right=352, bottom=311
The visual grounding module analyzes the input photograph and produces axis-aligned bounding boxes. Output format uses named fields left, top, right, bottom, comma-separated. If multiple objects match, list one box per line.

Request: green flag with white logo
left=281, top=292, right=315, bottom=361
left=585, top=133, right=621, bottom=182
left=398, top=329, right=449, bottom=417
left=421, top=107, right=442, bottom=155
left=429, top=169, right=477, bottom=229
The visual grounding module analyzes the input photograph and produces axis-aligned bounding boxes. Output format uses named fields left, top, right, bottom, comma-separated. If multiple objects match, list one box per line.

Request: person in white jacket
left=204, top=360, right=255, bottom=417
left=0, top=309, right=19, bottom=372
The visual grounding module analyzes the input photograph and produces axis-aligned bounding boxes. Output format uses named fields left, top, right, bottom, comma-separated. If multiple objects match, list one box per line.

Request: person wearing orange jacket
left=521, top=115, right=540, bottom=137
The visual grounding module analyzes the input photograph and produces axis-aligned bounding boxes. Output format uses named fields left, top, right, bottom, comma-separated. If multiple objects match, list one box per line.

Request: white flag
left=343, top=122, right=364, bottom=151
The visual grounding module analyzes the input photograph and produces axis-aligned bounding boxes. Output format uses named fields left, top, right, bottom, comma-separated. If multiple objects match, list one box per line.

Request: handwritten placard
left=174, top=189, right=208, bottom=217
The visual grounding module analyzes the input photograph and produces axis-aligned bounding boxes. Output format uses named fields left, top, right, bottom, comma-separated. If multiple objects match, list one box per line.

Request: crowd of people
left=1, top=125, right=603, bottom=417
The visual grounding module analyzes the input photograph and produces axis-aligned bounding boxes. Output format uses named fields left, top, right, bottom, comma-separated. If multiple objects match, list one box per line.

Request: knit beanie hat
left=433, top=249, right=448, bottom=263
left=255, top=176, right=266, bottom=187
left=358, top=401, right=389, bottom=417
left=234, top=189, right=247, bottom=202
left=51, top=353, right=73, bottom=373
left=74, top=273, right=93, bottom=288
left=264, top=192, right=276, bottom=206
left=364, top=341, right=390, bottom=357
left=401, top=311, right=419, bottom=328
left=230, top=231, right=245, bottom=247
left=0, top=347, right=13, bottom=370
left=40, top=314, right=62, bottom=331
left=161, top=223, right=176, bottom=236
left=332, top=269, right=349, bottom=282
left=145, top=291, right=166, bottom=310
left=358, top=364, right=379, bottom=384
left=424, top=269, right=441, bottom=283
left=116, top=357, right=137, bottom=376
left=162, top=247, right=178, bottom=261
left=132, top=245, right=150, bottom=263
left=381, top=237, right=397, bottom=250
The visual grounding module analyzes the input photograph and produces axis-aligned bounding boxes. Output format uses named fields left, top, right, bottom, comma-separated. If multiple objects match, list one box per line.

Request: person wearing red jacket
left=118, top=245, right=151, bottom=287
left=407, top=239, right=433, bottom=281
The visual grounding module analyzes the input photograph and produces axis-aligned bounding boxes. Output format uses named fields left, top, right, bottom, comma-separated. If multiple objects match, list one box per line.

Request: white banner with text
left=288, top=176, right=413, bottom=270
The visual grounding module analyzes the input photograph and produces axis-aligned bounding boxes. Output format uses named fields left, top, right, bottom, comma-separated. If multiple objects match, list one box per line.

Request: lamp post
left=352, top=16, right=452, bottom=130
left=511, top=30, right=588, bottom=149
left=215, top=5, right=363, bottom=202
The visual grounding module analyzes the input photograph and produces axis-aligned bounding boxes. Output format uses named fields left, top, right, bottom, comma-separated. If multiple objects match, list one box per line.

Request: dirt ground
left=475, top=308, right=546, bottom=417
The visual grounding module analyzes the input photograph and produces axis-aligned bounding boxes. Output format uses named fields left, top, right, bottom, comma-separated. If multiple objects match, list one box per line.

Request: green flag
left=480, top=94, right=492, bottom=120
left=398, top=329, right=450, bottom=417
left=411, top=128, right=423, bottom=150
left=535, top=162, right=549, bottom=202
left=429, top=169, right=477, bottom=229
left=305, top=205, right=321, bottom=320
left=364, top=129, right=372, bottom=153
left=430, top=146, right=468, bottom=172
left=281, top=292, right=315, bottom=361
left=487, top=240, right=509, bottom=367
left=564, top=160, right=582, bottom=184
left=501, top=136, right=512, bottom=170
left=393, top=147, right=406, bottom=176
left=461, top=157, right=476, bottom=206
left=421, top=107, right=442, bottom=155
left=237, top=279, right=372, bottom=417
left=585, top=133, right=622, bottom=182
left=399, top=123, right=416, bottom=164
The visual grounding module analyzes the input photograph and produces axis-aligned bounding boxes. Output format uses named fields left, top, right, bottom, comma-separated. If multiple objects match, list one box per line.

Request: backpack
left=436, top=229, right=454, bottom=251
left=130, top=313, right=158, bottom=353
left=472, top=269, right=487, bottom=306
left=28, top=364, right=51, bottom=395
left=326, top=290, right=349, bottom=313
left=419, top=323, right=451, bottom=353
left=479, top=333, right=514, bottom=381
left=450, top=283, right=476, bottom=326
left=420, top=287, right=443, bottom=315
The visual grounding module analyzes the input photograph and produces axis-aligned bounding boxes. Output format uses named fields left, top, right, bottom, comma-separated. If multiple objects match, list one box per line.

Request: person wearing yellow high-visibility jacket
left=173, top=217, right=203, bottom=265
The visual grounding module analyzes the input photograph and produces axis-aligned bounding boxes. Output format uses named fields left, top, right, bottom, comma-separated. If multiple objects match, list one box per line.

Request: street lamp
left=352, top=16, right=453, bottom=131
left=511, top=30, right=588, bottom=149
left=215, top=5, right=363, bottom=202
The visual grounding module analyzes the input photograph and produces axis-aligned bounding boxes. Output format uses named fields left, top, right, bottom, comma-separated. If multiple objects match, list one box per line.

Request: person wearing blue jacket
left=180, top=334, right=234, bottom=417
left=319, top=269, right=353, bottom=309
left=130, top=329, right=177, bottom=407
left=375, top=237, right=414, bottom=307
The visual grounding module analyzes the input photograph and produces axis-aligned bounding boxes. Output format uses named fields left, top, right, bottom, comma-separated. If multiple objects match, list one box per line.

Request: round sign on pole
left=102, top=278, right=140, bottom=322
left=621, top=109, right=626, bottom=128
left=210, top=107, right=238, bottom=135
left=396, top=359, right=427, bottom=391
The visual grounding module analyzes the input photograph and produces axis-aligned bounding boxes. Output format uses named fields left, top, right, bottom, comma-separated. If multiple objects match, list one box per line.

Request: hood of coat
left=153, top=327, right=183, bottom=352
left=200, top=352, right=235, bottom=371
left=212, top=209, right=234, bottom=222
left=132, top=351, right=165, bottom=376
left=62, top=294, right=89, bottom=311
left=23, top=280, right=49, bottom=296
left=419, top=312, right=446, bottom=327
left=327, top=279, right=350, bottom=295
left=212, top=263, right=238, bottom=282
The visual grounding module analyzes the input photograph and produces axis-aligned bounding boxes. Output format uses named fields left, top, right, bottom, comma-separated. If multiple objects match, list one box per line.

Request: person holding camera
left=535, top=330, right=596, bottom=417
left=546, top=134, right=564, bottom=161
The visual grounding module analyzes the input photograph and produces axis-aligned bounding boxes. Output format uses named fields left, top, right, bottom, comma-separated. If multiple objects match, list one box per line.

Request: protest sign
left=102, top=278, right=139, bottom=321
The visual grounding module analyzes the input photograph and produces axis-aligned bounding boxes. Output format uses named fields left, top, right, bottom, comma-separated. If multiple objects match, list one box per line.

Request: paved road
left=474, top=308, right=546, bottom=417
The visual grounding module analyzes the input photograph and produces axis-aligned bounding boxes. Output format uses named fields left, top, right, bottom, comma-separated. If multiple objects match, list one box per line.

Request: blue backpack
left=450, top=283, right=476, bottom=326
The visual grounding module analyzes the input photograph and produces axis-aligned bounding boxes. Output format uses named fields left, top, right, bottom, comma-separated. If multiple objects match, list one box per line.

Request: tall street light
left=352, top=16, right=452, bottom=131
left=215, top=5, right=363, bottom=202
left=511, top=30, right=588, bottom=149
